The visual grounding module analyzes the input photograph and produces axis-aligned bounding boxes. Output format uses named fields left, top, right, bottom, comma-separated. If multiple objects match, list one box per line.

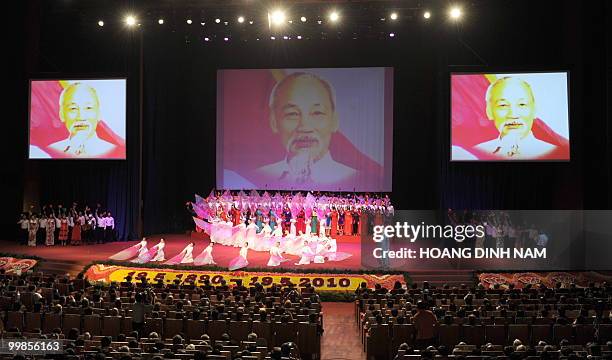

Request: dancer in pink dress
left=267, top=241, right=288, bottom=267
left=165, top=242, right=195, bottom=265
left=228, top=242, right=249, bottom=271
left=194, top=242, right=216, bottom=265
left=109, top=237, right=147, bottom=261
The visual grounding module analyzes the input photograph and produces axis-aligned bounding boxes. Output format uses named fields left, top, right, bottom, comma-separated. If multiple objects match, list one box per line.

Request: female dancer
left=150, top=238, right=166, bottom=262
left=109, top=237, right=148, bottom=261
left=132, top=238, right=153, bottom=263
left=194, top=242, right=216, bottom=265
left=267, top=241, right=287, bottom=267
left=165, top=242, right=195, bottom=265
left=228, top=242, right=249, bottom=271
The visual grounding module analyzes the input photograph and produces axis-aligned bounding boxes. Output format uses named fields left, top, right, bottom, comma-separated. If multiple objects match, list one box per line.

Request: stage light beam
left=215, top=18, right=221, bottom=24
left=158, top=19, right=164, bottom=25
left=329, top=11, right=339, bottom=22
left=301, top=16, right=307, bottom=22
left=270, top=10, right=286, bottom=26
left=238, top=16, right=245, bottom=23
left=125, top=15, right=136, bottom=26
left=97, top=20, right=104, bottom=27
left=423, top=11, right=431, bottom=19
left=390, top=12, right=398, bottom=20
left=450, top=7, right=462, bottom=20
left=186, top=19, right=192, bottom=25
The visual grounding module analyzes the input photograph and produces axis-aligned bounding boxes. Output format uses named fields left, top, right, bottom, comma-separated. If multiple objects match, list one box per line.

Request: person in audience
left=413, top=300, right=438, bottom=349
left=131, top=290, right=155, bottom=337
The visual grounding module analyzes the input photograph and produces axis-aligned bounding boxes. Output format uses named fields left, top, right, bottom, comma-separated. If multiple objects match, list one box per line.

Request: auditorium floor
left=321, top=302, right=365, bottom=360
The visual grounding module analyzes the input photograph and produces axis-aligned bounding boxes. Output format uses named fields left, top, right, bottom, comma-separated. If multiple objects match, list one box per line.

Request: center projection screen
left=217, top=67, right=394, bottom=192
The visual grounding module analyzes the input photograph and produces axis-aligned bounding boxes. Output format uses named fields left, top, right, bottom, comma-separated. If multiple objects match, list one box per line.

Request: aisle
left=321, top=302, right=366, bottom=360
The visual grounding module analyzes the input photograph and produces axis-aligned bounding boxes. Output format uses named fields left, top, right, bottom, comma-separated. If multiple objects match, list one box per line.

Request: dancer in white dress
left=110, top=237, right=147, bottom=261
left=295, top=240, right=314, bottom=265
left=165, top=242, right=195, bottom=265
left=151, top=238, right=166, bottom=262
left=229, top=242, right=249, bottom=270
left=194, top=242, right=216, bottom=265
left=267, top=241, right=287, bottom=267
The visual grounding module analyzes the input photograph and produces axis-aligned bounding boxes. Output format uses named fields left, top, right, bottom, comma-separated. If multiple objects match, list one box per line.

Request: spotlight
left=283, top=35, right=288, bottom=40
left=389, top=32, right=395, bottom=37
left=450, top=7, right=462, bottom=19
left=125, top=15, right=136, bottom=26
left=423, top=11, right=431, bottom=19
left=329, top=11, right=339, bottom=22
left=300, top=16, right=307, bottom=22
left=390, top=12, right=398, bottom=20
left=215, top=18, right=221, bottom=23
left=224, top=37, right=229, bottom=42
left=270, top=10, right=286, bottom=25
left=97, top=20, right=104, bottom=27
left=158, top=19, right=164, bottom=25
left=204, top=37, right=210, bottom=42
left=187, top=19, right=192, bottom=24
left=249, top=20, right=254, bottom=25
left=297, top=35, right=302, bottom=39
left=317, top=20, right=322, bottom=25
left=238, top=16, right=245, bottom=23
left=224, top=21, right=228, bottom=26
left=200, top=22, right=205, bottom=26
left=270, top=36, right=276, bottom=40
left=288, top=20, right=293, bottom=24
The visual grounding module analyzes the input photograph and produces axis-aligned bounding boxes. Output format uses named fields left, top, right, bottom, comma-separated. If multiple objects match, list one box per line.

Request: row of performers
left=211, top=206, right=384, bottom=237
left=108, top=233, right=351, bottom=271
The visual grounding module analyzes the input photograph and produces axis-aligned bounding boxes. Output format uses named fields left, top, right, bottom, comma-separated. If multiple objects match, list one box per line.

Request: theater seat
left=83, top=315, right=101, bottom=336
left=102, top=316, right=121, bottom=338
left=366, top=324, right=390, bottom=360
left=24, top=312, right=42, bottom=332
left=507, top=324, right=529, bottom=344
left=531, top=324, right=552, bottom=345
left=43, top=312, right=61, bottom=333
left=185, top=319, right=206, bottom=341
left=63, top=313, right=81, bottom=334
left=164, top=318, right=184, bottom=338
left=553, top=324, right=573, bottom=344
left=229, top=320, right=250, bottom=341
left=437, top=324, right=460, bottom=347
left=485, top=324, right=506, bottom=345
left=463, top=325, right=485, bottom=346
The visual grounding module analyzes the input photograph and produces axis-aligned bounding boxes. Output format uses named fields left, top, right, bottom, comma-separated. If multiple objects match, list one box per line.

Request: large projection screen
left=29, top=79, right=127, bottom=160
left=451, top=71, right=570, bottom=161
left=217, top=67, right=394, bottom=192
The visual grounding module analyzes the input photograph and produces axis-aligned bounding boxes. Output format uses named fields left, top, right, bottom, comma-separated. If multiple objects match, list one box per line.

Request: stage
left=0, top=232, right=362, bottom=272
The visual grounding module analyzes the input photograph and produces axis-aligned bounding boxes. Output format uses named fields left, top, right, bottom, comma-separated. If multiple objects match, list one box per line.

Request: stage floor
left=0, top=232, right=362, bottom=271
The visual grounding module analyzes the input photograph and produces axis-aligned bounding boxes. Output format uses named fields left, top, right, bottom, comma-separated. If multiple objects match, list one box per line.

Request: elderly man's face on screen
left=270, top=75, right=338, bottom=162
left=487, top=78, right=536, bottom=139
left=59, top=84, right=100, bottom=139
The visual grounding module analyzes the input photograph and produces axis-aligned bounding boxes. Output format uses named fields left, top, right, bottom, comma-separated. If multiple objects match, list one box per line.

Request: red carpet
left=0, top=232, right=362, bottom=271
